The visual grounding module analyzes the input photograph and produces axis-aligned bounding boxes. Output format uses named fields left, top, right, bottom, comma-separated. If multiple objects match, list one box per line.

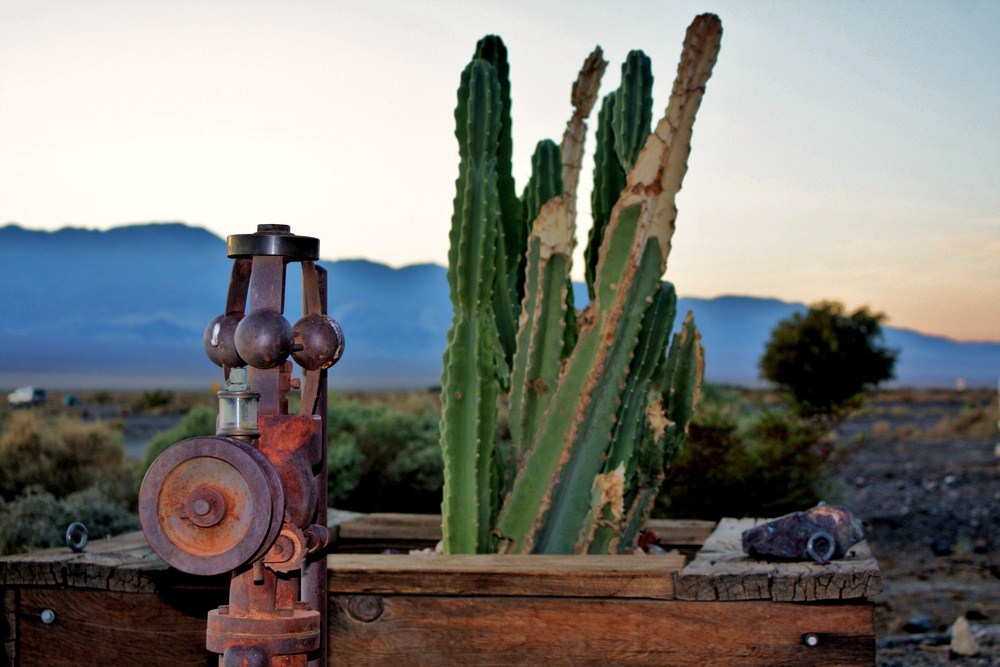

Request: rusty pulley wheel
left=139, top=436, right=284, bottom=576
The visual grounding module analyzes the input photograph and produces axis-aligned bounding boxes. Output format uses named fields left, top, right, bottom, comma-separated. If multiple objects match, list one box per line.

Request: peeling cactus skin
left=742, top=504, right=866, bottom=564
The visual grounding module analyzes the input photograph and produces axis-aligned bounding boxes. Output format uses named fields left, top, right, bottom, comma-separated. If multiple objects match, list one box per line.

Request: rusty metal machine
left=139, top=225, right=343, bottom=666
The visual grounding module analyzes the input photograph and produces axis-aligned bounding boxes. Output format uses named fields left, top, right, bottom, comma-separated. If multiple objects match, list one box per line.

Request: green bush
left=141, top=406, right=217, bottom=475
left=761, top=301, right=897, bottom=420
left=328, top=433, right=364, bottom=506
left=0, top=486, right=139, bottom=555
left=326, top=401, right=441, bottom=513
left=0, top=412, right=130, bottom=501
left=138, top=401, right=443, bottom=513
left=657, top=386, right=828, bottom=521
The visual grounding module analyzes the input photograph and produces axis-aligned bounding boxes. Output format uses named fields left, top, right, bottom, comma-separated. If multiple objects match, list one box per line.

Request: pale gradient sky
left=1, top=0, right=997, bottom=341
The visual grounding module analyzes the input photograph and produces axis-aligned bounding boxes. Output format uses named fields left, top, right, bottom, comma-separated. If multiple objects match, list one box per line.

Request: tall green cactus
left=441, top=14, right=722, bottom=555
left=440, top=59, right=504, bottom=554
left=584, top=93, right=625, bottom=300
left=475, top=36, right=522, bottom=373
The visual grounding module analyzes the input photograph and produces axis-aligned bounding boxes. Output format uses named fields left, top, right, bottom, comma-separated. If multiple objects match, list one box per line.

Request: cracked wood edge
left=674, top=517, right=883, bottom=601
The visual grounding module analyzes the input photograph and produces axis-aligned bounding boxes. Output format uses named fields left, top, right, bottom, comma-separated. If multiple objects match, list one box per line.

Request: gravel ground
left=829, top=392, right=999, bottom=665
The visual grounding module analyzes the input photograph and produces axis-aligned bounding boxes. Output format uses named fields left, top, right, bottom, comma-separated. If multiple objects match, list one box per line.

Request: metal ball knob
left=204, top=314, right=246, bottom=368
left=291, top=314, right=345, bottom=370
left=234, top=310, right=294, bottom=369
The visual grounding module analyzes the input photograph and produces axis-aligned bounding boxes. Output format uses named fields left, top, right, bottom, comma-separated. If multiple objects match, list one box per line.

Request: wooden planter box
left=0, top=514, right=880, bottom=666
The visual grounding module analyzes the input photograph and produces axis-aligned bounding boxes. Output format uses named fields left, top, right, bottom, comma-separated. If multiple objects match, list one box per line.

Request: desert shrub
left=328, top=433, right=364, bottom=506
left=134, top=389, right=176, bottom=413
left=0, top=412, right=130, bottom=501
left=91, top=391, right=114, bottom=405
left=657, top=387, right=828, bottom=521
left=925, top=400, right=999, bottom=440
left=138, top=400, right=443, bottom=512
left=0, top=488, right=64, bottom=553
left=141, top=406, right=217, bottom=474
left=0, top=486, right=138, bottom=555
left=62, top=486, right=140, bottom=537
left=326, top=401, right=441, bottom=513
left=761, top=301, right=897, bottom=420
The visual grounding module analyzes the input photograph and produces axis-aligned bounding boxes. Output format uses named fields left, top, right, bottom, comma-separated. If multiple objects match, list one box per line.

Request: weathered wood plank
left=328, top=513, right=716, bottom=550
left=334, top=512, right=441, bottom=542
left=675, top=518, right=883, bottom=602
left=0, top=538, right=169, bottom=593
left=1, top=515, right=878, bottom=666
left=647, top=518, right=716, bottom=546
left=329, top=596, right=875, bottom=666
left=328, top=553, right=684, bottom=600
left=2, top=588, right=16, bottom=666
left=18, top=588, right=224, bottom=667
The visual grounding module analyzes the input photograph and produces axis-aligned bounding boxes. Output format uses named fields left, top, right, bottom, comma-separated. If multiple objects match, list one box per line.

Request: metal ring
left=65, top=521, right=89, bottom=553
left=806, top=530, right=835, bottom=563
left=227, top=232, right=319, bottom=261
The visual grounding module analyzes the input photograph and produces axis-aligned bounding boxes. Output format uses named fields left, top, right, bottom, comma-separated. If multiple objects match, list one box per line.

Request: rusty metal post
left=139, top=225, right=343, bottom=666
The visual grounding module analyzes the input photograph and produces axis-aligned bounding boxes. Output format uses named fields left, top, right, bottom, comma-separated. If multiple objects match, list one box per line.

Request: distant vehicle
left=7, top=386, right=46, bottom=408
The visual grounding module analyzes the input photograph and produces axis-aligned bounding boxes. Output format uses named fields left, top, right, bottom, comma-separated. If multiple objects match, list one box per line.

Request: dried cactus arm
left=617, top=14, right=722, bottom=264
left=507, top=47, right=607, bottom=468
left=561, top=46, right=608, bottom=221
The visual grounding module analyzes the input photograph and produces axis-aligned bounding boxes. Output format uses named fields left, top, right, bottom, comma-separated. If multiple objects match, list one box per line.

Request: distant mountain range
left=1, top=223, right=997, bottom=390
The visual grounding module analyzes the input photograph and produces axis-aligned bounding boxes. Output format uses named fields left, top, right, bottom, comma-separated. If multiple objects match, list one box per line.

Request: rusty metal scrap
left=742, top=504, right=865, bottom=564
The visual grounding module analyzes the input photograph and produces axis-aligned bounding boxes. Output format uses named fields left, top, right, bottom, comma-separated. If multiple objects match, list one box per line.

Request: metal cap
left=227, top=225, right=319, bottom=261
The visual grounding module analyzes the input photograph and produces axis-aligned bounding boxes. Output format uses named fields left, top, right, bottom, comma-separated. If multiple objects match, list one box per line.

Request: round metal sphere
left=138, top=436, right=284, bottom=576
left=204, top=314, right=246, bottom=368
left=291, top=314, right=345, bottom=370
left=234, top=310, right=294, bottom=369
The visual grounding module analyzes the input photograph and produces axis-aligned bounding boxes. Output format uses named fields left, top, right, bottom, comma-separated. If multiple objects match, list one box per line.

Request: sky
left=1, top=0, right=997, bottom=342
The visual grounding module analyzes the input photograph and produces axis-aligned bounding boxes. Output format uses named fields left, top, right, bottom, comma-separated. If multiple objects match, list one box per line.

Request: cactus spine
left=441, top=14, right=722, bottom=555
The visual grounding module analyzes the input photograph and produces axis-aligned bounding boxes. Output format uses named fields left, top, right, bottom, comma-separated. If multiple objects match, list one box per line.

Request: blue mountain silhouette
left=1, top=223, right=996, bottom=390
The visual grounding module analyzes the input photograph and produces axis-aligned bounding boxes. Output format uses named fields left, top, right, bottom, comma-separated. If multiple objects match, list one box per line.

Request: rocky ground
left=829, top=390, right=999, bottom=665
